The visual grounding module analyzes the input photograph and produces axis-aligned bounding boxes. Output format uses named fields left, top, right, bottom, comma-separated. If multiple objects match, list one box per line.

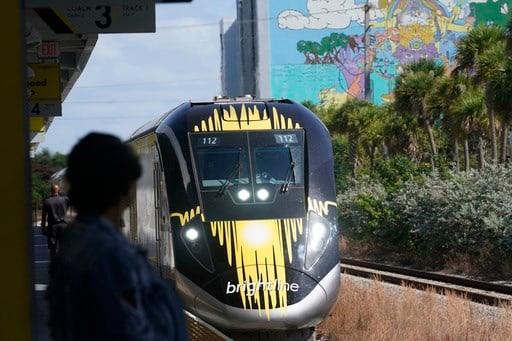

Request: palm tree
left=394, top=58, right=445, bottom=169
left=494, top=61, right=512, bottom=163
left=452, top=86, right=488, bottom=171
left=327, top=99, right=376, bottom=177
left=455, top=24, right=507, bottom=164
left=381, top=102, right=422, bottom=160
left=478, top=39, right=512, bottom=163
left=426, top=74, right=467, bottom=171
left=360, top=104, right=388, bottom=174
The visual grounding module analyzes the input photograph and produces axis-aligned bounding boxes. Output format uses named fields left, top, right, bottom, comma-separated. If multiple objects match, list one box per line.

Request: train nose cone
left=192, top=265, right=332, bottom=330
left=207, top=266, right=324, bottom=308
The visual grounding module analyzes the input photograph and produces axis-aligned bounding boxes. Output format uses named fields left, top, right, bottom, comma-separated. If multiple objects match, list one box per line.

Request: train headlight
left=241, top=221, right=271, bottom=246
left=305, top=212, right=332, bottom=269
left=256, top=188, right=270, bottom=201
left=180, top=224, right=214, bottom=273
left=237, top=189, right=251, bottom=201
left=184, top=227, right=199, bottom=241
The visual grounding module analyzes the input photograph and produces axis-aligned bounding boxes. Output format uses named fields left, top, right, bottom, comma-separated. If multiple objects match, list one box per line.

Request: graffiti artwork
left=269, top=0, right=511, bottom=105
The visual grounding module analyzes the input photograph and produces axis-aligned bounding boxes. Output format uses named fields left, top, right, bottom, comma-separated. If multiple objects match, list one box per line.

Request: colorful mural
left=269, top=0, right=511, bottom=106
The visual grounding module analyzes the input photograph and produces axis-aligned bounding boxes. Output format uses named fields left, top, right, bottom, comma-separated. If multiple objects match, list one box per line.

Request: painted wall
left=268, top=0, right=511, bottom=107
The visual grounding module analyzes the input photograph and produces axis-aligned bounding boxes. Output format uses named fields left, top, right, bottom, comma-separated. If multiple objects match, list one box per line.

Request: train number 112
left=202, top=137, right=218, bottom=145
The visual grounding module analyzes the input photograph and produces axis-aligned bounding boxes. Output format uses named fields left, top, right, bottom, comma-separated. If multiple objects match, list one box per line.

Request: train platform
left=32, top=225, right=51, bottom=341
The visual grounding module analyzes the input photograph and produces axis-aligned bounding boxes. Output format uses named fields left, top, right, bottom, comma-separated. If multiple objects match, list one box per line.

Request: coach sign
left=26, top=0, right=155, bottom=33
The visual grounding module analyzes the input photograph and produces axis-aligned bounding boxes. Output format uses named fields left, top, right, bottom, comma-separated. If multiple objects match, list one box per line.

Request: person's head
left=66, top=132, right=141, bottom=214
left=50, top=184, right=60, bottom=196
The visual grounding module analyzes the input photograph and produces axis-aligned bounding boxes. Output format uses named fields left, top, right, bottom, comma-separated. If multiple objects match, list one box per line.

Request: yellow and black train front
left=152, top=99, right=339, bottom=333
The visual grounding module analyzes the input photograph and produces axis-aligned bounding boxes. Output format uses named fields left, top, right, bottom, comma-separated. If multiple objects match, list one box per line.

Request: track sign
left=27, top=63, right=61, bottom=102
left=29, top=102, right=62, bottom=117
left=27, top=0, right=155, bottom=33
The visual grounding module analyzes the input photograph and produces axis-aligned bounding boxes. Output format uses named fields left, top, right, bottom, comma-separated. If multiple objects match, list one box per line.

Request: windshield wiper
left=281, top=161, right=296, bottom=193
left=217, top=162, right=240, bottom=197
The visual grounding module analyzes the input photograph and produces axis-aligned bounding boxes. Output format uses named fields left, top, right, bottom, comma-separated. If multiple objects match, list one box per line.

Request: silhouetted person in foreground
left=41, top=184, right=69, bottom=260
left=46, top=132, right=188, bottom=341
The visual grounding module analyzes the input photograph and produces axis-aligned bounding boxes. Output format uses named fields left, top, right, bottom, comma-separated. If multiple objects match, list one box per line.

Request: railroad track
left=340, top=258, right=512, bottom=306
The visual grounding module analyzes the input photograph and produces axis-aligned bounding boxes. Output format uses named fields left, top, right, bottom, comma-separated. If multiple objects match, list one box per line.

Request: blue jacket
left=46, top=213, right=188, bottom=340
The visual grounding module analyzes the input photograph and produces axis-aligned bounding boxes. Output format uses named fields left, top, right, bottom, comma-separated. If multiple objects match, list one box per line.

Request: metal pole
left=364, top=3, right=371, bottom=101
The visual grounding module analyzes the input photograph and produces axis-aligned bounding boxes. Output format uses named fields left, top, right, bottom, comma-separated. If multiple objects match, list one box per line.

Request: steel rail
left=340, top=258, right=512, bottom=306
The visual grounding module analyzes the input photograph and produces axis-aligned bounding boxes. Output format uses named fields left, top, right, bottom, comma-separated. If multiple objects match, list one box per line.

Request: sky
left=38, top=0, right=237, bottom=155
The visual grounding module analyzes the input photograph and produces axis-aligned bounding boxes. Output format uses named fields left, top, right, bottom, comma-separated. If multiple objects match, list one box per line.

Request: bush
left=32, top=173, right=47, bottom=208
left=339, top=164, right=512, bottom=276
left=332, top=135, right=352, bottom=191
left=372, top=156, right=424, bottom=192
left=337, top=177, right=406, bottom=255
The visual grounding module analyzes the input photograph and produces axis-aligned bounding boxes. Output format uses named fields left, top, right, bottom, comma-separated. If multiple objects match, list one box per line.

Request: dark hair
left=66, top=132, right=141, bottom=213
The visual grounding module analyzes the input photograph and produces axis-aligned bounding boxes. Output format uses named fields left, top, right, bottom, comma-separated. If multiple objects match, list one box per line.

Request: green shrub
left=390, top=165, right=512, bottom=272
left=332, top=135, right=352, bottom=191
left=339, top=164, right=512, bottom=275
left=337, top=177, right=405, bottom=254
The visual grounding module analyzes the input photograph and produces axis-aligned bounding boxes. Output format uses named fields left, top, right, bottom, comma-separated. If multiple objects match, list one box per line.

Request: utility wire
left=80, top=6, right=369, bottom=89
left=156, top=5, right=368, bottom=30
left=75, top=77, right=218, bottom=88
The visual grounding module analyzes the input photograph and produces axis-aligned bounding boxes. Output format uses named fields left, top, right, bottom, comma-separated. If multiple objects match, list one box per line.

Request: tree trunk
left=349, top=133, right=359, bottom=177
left=451, top=136, right=460, bottom=172
left=380, top=143, right=389, bottom=161
left=424, top=121, right=438, bottom=169
left=499, top=121, right=510, bottom=163
left=369, top=145, right=376, bottom=176
left=477, top=135, right=485, bottom=171
left=486, top=94, right=497, bottom=164
left=464, top=138, right=470, bottom=171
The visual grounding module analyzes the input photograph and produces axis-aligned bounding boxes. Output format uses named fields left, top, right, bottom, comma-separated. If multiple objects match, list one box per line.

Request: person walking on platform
left=41, top=183, right=69, bottom=260
left=46, top=132, right=188, bottom=341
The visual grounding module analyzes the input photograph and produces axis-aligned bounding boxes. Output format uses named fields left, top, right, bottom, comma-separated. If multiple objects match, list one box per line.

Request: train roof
left=127, top=96, right=300, bottom=141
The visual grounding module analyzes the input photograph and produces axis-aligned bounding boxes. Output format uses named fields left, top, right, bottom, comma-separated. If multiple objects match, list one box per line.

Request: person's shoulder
left=66, top=219, right=116, bottom=244
left=45, top=195, right=62, bottom=204
left=74, top=218, right=134, bottom=250
left=61, top=220, right=122, bottom=265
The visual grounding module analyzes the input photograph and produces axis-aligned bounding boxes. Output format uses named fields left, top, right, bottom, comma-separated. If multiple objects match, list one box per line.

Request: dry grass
left=317, top=278, right=512, bottom=340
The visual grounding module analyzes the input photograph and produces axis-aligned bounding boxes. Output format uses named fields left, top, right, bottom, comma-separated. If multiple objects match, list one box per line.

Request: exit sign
left=38, top=41, right=59, bottom=58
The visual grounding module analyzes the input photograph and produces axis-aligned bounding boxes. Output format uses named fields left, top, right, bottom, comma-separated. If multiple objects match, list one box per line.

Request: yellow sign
left=29, top=117, right=45, bottom=132
left=27, top=63, right=61, bottom=102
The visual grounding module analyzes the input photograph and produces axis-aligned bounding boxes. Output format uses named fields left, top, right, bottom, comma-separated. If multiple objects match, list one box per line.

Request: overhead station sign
left=27, top=63, right=62, bottom=117
left=27, top=0, right=155, bottom=33
left=27, top=63, right=60, bottom=101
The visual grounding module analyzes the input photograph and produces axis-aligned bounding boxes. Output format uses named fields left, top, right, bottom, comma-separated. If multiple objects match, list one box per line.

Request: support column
left=0, top=1, right=34, bottom=340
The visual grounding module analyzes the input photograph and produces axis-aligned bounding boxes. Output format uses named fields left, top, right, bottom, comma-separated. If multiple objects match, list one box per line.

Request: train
left=123, top=96, right=340, bottom=340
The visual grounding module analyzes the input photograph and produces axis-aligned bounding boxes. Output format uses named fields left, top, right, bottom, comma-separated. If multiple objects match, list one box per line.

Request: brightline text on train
left=226, top=280, right=300, bottom=297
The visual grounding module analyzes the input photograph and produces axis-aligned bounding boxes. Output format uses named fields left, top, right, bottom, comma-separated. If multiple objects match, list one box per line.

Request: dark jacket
left=46, top=213, right=188, bottom=340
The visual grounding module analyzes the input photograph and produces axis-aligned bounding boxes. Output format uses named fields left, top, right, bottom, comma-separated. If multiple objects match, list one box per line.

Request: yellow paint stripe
left=211, top=218, right=302, bottom=318
left=51, top=7, right=79, bottom=33
left=308, top=198, right=337, bottom=217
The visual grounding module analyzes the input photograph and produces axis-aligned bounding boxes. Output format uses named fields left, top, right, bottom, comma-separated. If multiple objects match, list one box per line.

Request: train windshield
left=197, top=148, right=249, bottom=187
left=254, top=146, right=302, bottom=185
left=189, top=129, right=306, bottom=220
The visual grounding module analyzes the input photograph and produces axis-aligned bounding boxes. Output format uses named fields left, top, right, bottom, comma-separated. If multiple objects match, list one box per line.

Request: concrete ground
left=33, top=226, right=51, bottom=341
